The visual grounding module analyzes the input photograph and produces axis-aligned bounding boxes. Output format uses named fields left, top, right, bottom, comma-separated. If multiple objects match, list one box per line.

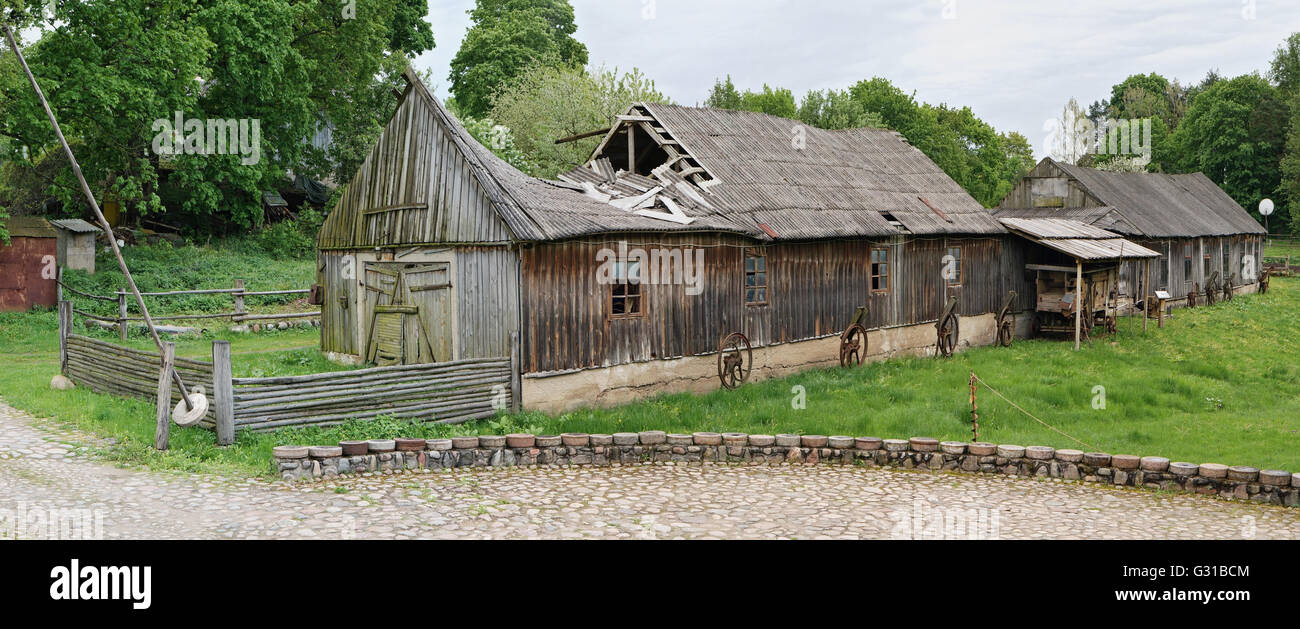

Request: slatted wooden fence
left=58, top=301, right=511, bottom=436
left=231, top=358, right=511, bottom=432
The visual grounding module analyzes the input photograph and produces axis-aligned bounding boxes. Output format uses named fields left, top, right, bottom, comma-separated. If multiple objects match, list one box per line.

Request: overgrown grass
left=61, top=237, right=317, bottom=318
left=1, top=278, right=1297, bottom=478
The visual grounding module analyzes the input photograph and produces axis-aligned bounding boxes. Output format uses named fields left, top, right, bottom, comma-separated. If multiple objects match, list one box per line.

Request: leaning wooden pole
left=1074, top=260, right=1083, bottom=351
left=3, top=23, right=193, bottom=408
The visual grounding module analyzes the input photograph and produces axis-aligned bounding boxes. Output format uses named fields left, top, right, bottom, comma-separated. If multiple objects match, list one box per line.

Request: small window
left=871, top=247, right=890, bottom=293
left=1203, top=241, right=1211, bottom=278
left=945, top=245, right=962, bottom=286
left=610, top=261, right=642, bottom=318
left=1183, top=242, right=1192, bottom=283
left=745, top=251, right=767, bottom=305
left=1222, top=242, right=1231, bottom=277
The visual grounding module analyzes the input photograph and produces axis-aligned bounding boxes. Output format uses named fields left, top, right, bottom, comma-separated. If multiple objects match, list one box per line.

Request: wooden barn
left=996, top=158, right=1266, bottom=308
left=317, top=70, right=1038, bottom=412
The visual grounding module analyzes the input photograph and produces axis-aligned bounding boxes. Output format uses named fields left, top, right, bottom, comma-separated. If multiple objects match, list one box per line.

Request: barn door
left=363, top=261, right=452, bottom=365
left=321, top=254, right=357, bottom=355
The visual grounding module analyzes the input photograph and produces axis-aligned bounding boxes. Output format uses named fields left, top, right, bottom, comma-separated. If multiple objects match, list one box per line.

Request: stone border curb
left=271, top=433, right=1299, bottom=507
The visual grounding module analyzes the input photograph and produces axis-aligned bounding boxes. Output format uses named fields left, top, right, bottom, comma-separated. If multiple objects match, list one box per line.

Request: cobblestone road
left=2, top=400, right=1298, bottom=540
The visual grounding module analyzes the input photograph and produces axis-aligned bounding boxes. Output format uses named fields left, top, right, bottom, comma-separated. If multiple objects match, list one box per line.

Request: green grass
left=1, top=277, right=1298, bottom=479
left=1264, top=238, right=1300, bottom=263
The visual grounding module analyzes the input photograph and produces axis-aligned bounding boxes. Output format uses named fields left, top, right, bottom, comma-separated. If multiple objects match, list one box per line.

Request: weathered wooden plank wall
left=317, top=88, right=510, bottom=251
left=455, top=246, right=520, bottom=359
left=63, top=334, right=217, bottom=424
left=230, top=358, right=509, bottom=432
left=520, top=234, right=1022, bottom=374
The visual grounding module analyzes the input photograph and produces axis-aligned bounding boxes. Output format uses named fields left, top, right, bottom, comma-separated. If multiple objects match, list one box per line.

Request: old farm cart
left=999, top=218, right=1160, bottom=349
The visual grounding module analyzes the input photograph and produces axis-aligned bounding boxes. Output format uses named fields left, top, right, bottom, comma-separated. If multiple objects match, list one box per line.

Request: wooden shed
left=996, top=158, right=1266, bottom=307
left=0, top=216, right=58, bottom=312
left=49, top=218, right=99, bottom=274
left=317, top=70, right=1030, bottom=412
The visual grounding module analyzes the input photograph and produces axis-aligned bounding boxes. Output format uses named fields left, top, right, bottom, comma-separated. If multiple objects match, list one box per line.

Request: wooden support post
left=233, top=279, right=245, bottom=318
left=56, top=265, right=63, bottom=302
left=626, top=122, right=636, bottom=174
left=58, top=300, right=72, bottom=373
left=969, top=372, right=978, bottom=442
left=118, top=290, right=128, bottom=342
left=1074, top=260, right=1083, bottom=351
left=509, top=331, right=522, bottom=413
left=155, top=342, right=174, bottom=451
left=1143, top=259, right=1149, bottom=333
left=213, top=340, right=235, bottom=446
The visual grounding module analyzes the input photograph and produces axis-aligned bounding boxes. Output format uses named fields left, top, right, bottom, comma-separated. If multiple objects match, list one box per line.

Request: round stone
left=748, top=434, right=775, bottom=447
left=395, top=438, right=426, bottom=452
left=968, top=442, right=996, bottom=456
left=722, top=433, right=749, bottom=447
left=506, top=434, right=535, bottom=448
left=425, top=439, right=453, bottom=452
left=996, top=445, right=1026, bottom=459
left=1169, top=462, right=1199, bottom=476
left=367, top=440, right=396, bottom=453
left=339, top=440, right=369, bottom=456
left=308, top=446, right=342, bottom=459
left=1026, top=446, right=1055, bottom=460
left=638, top=430, right=667, bottom=445
left=478, top=435, right=507, bottom=448
left=561, top=433, right=590, bottom=447
left=1198, top=463, right=1228, bottom=479
left=50, top=375, right=75, bottom=390
left=1139, top=456, right=1169, bottom=472
left=1259, top=469, right=1290, bottom=486
left=1294, top=473, right=1300, bottom=488
left=1110, top=454, right=1140, bottom=470
left=692, top=432, right=722, bottom=446
left=827, top=436, right=855, bottom=449
left=1227, top=466, right=1259, bottom=482
left=855, top=437, right=883, bottom=451
left=774, top=434, right=801, bottom=447
left=1055, top=449, right=1084, bottom=463
left=590, top=434, right=614, bottom=446
left=451, top=437, right=479, bottom=450
left=612, top=432, right=639, bottom=446
left=1082, top=452, right=1111, bottom=466
left=273, top=445, right=309, bottom=459
left=534, top=435, right=562, bottom=447
left=883, top=439, right=909, bottom=452
left=940, top=441, right=966, bottom=455
left=909, top=437, right=939, bottom=452
left=801, top=435, right=829, bottom=448
left=666, top=433, right=694, bottom=446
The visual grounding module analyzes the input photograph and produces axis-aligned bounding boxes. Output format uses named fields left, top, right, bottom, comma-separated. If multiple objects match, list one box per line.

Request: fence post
left=510, top=331, right=521, bottom=413
left=213, top=340, right=235, bottom=446
left=233, top=279, right=245, bottom=320
left=117, top=290, right=128, bottom=342
left=155, top=342, right=174, bottom=451
left=58, top=300, right=71, bottom=374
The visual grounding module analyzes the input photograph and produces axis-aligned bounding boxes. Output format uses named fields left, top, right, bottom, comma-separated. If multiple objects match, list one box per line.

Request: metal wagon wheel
left=717, top=332, right=753, bottom=390
left=1104, top=314, right=1118, bottom=335
left=1260, top=270, right=1271, bottom=294
left=1222, top=275, right=1234, bottom=302
left=1187, top=284, right=1198, bottom=308
left=1205, top=282, right=1217, bottom=306
left=996, top=291, right=1017, bottom=347
left=936, top=312, right=959, bottom=357
left=839, top=324, right=867, bottom=367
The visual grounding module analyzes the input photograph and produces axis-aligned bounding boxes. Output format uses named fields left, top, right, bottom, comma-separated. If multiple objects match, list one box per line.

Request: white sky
left=413, top=0, right=1300, bottom=159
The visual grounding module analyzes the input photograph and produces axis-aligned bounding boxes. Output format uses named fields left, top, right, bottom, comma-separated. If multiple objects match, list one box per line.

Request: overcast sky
left=413, top=0, right=1300, bottom=159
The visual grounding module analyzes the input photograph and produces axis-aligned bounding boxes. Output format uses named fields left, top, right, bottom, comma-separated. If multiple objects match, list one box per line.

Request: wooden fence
left=56, top=276, right=320, bottom=340
left=57, top=301, right=513, bottom=441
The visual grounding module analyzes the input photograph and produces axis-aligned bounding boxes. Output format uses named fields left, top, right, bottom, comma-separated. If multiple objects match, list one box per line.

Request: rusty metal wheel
left=717, top=332, right=752, bottom=390
left=1260, top=271, right=1271, bottom=294
left=840, top=324, right=867, bottom=367
left=1205, top=283, right=1217, bottom=306
left=1187, top=285, right=1198, bottom=308
left=997, top=316, right=1015, bottom=347
left=1223, top=280, right=1233, bottom=302
left=936, top=312, right=959, bottom=357
left=1105, top=315, right=1118, bottom=335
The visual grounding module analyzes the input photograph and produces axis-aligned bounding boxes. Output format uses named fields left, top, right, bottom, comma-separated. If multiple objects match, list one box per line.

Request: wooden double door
left=363, top=261, right=453, bottom=365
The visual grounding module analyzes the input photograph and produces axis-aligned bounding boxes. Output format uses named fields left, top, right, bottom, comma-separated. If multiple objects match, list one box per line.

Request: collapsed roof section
left=999, top=217, right=1160, bottom=262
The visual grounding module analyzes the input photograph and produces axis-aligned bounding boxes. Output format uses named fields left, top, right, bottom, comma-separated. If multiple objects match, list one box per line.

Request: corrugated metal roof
left=48, top=218, right=101, bottom=233
left=642, top=104, right=1005, bottom=238
left=994, top=205, right=1139, bottom=234
left=1031, top=237, right=1160, bottom=261
left=1048, top=159, right=1265, bottom=238
left=999, top=217, right=1120, bottom=240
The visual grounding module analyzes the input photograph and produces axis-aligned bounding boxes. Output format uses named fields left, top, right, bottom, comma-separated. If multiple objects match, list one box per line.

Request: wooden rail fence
left=57, top=301, right=511, bottom=440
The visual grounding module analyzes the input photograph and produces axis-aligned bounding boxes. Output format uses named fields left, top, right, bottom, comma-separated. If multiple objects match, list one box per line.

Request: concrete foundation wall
left=524, top=312, right=1025, bottom=414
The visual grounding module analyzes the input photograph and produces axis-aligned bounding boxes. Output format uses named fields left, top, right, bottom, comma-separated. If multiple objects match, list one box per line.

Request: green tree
left=1281, top=92, right=1300, bottom=234
left=449, top=0, right=587, bottom=118
left=1269, top=32, right=1300, bottom=96
left=0, top=0, right=434, bottom=233
left=796, top=89, right=883, bottom=130
left=1169, top=73, right=1288, bottom=228
left=490, top=65, right=669, bottom=178
left=703, top=77, right=796, bottom=118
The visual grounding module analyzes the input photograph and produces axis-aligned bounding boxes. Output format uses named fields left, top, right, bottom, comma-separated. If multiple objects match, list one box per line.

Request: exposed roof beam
left=554, top=127, right=612, bottom=145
